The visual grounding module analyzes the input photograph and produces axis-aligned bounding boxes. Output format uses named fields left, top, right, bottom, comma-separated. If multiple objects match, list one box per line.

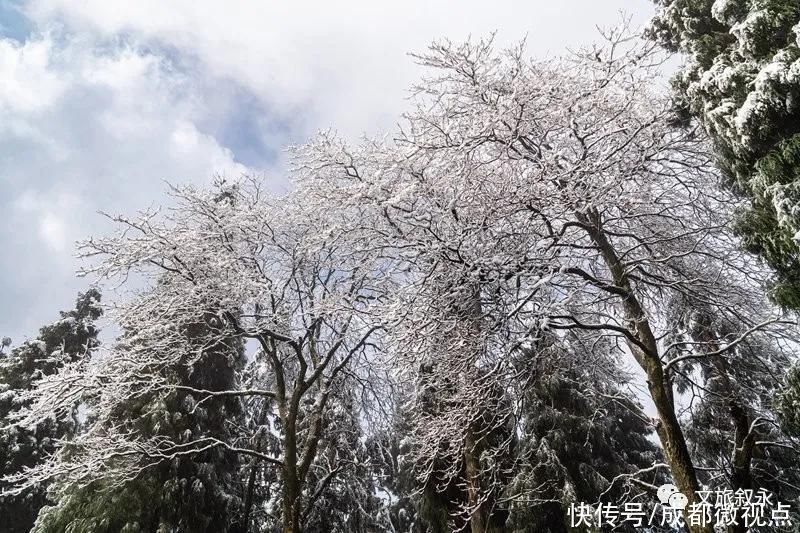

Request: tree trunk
left=703, top=325, right=754, bottom=533
left=464, top=428, right=505, bottom=533
left=464, top=427, right=488, bottom=533
left=728, top=400, right=755, bottom=533
left=282, top=470, right=302, bottom=533
left=241, top=462, right=258, bottom=533
left=282, top=398, right=303, bottom=533
left=461, top=285, right=504, bottom=533
left=582, top=212, right=712, bottom=533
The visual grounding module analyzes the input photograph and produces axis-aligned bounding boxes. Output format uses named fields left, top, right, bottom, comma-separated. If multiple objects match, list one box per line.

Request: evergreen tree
left=236, top=358, right=283, bottom=533
left=367, top=405, right=427, bottom=533
left=778, top=365, right=800, bottom=436
left=505, top=336, right=665, bottom=533
left=299, top=383, right=390, bottom=533
left=649, top=10, right=800, bottom=517
left=665, top=295, right=800, bottom=531
left=0, top=289, right=102, bottom=533
left=31, top=304, right=247, bottom=533
left=649, top=0, right=800, bottom=306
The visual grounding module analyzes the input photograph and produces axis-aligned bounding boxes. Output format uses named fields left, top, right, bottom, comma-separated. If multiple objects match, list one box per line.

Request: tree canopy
left=649, top=0, right=800, bottom=307
left=2, top=23, right=800, bottom=533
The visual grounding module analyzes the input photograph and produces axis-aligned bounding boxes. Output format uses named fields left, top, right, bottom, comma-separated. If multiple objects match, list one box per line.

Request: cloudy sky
left=0, top=0, right=656, bottom=341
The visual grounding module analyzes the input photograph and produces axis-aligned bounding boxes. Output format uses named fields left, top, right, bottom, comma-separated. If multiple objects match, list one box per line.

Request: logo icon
left=657, top=484, right=688, bottom=510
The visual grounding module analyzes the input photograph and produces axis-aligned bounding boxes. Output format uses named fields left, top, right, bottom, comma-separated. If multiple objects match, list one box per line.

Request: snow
left=28, top=340, right=45, bottom=352
left=731, top=9, right=771, bottom=57
left=711, top=0, right=742, bottom=26
left=57, top=316, right=77, bottom=327
left=2, top=30, right=796, bottom=531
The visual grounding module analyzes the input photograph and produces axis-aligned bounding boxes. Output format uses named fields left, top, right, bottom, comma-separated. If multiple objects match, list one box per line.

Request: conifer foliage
left=0, top=290, right=102, bottom=533
left=649, top=0, right=800, bottom=306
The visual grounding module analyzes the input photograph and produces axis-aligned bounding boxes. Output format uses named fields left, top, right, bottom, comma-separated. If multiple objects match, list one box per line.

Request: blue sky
left=0, top=0, right=656, bottom=342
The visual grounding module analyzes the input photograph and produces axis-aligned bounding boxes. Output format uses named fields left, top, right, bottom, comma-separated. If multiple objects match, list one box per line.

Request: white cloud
left=1, top=32, right=247, bottom=230
left=0, top=0, right=656, bottom=341
left=14, top=188, right=80, bottom=253
left=22, top=0, right=654, bottom=139
left=0, top=37, right=66, bottom=112
left=0, top=31, right=248, bottom=339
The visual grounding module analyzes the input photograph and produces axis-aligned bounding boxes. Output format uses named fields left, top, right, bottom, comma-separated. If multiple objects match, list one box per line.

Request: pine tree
left=649, top=8, right=800, bottom=504
left=236, top=358, right=283, bottom=533
left=299, top=383, right=390, bottom=533
left=778, top=365, right=800, bottom=436
left=505, top=335, right=665, bottom=533
left=366, top=404, right=427, bottom=533
left=0, top=289, right=102, bottom=533
left=31, top=305, right=246, bottom=533
left=648, top=0, right=800, bottom=306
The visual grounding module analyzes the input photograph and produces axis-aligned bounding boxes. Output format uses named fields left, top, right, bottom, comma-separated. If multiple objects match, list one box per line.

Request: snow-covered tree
left=0, top=289, right=102, bottom=533
left=299, top=383, right=391, bottom=533
left=6, top=24, right=800, bottom=533
left=366, top=396, right=429, bottom=533
left=290, top=30, right=799, bottom=533
left=32, top=304, right=247, bottom=533
left=649, top=7, right=800, bottom=519
left=505, top=333, right=666, bottom=533
left=4, top=178, right=391, bottom=533
left=664, top=288, right=800, bottom=531
left=649, top=0, right=800, bottom=307
left=243, top=359, right=393, bottom=533
left=778, top=365, right=800, bottom=435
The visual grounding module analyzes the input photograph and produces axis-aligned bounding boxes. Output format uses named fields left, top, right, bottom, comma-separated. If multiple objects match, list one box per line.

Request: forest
left=3, top=1, right=800, bottom=532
